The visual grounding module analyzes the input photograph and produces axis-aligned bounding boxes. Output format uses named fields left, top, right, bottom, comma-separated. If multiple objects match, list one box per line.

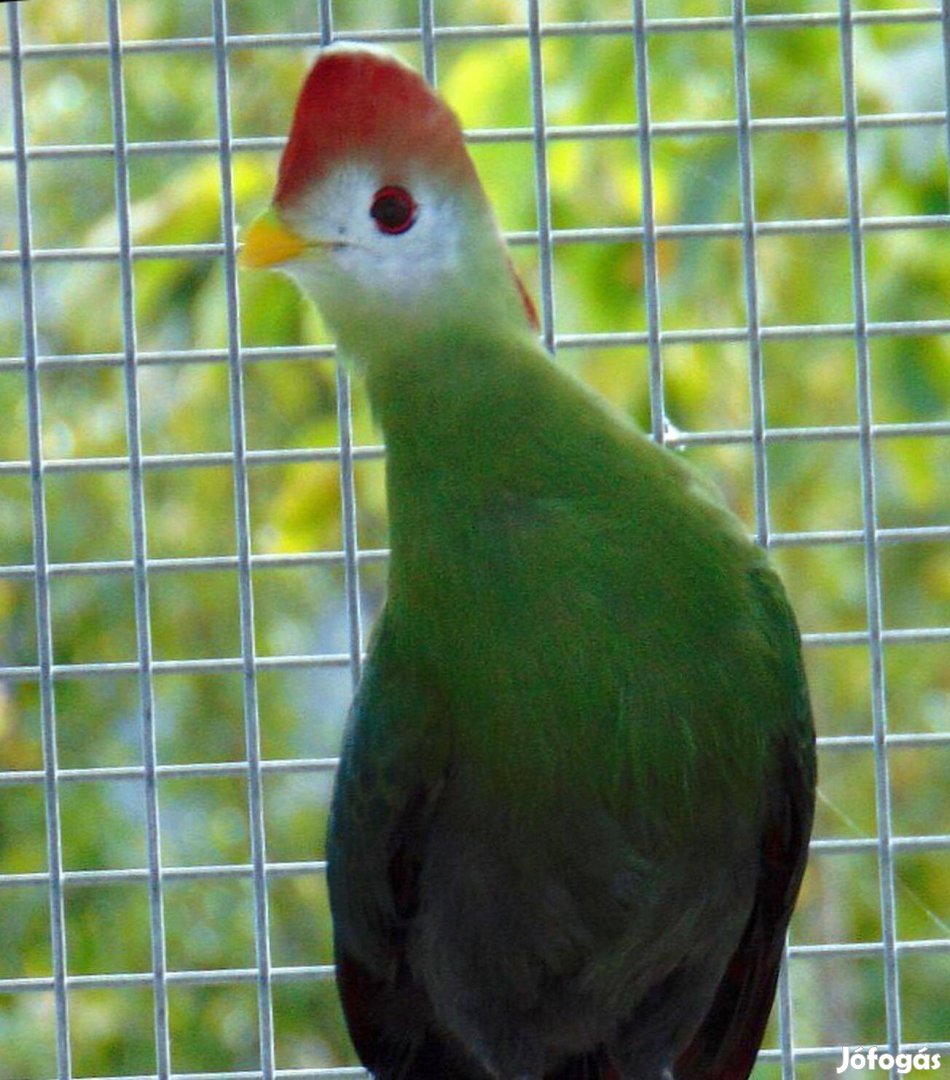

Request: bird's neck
left=363, top=323, right=546, bottom=594
left=363, top=319, right=539, bottom=449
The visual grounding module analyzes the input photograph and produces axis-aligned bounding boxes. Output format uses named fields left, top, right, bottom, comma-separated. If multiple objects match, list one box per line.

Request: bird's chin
left=281, top=262, right=354, bottom=337
left=283, top=251, right=336, bottom=288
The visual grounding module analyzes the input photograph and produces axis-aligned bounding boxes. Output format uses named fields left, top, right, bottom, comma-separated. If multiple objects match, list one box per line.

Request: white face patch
left=281, top=162, right=472, bottom=311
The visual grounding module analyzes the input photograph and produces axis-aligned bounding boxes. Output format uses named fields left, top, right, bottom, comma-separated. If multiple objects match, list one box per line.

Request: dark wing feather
left=673, top=566, right=816, bottom=1080
left=333, top=775, right=491, bottom=1080
left=673, top=726, right=816, bottom=1080
left=336, top=945, right=489, bottom=1080
left=547, top=1049, right=623, bottom=1080
left=335, top=781, right=624, bottom=1080
left=328, top=629, right=489, bottom=1078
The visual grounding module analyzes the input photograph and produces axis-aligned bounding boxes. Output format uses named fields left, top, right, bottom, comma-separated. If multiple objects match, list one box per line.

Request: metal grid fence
left=1, top=0, right=949, bottom=1077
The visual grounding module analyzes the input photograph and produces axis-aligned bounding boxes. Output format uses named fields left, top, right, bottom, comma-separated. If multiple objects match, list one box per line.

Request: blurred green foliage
left=1, top=0, right=948, bottom=1077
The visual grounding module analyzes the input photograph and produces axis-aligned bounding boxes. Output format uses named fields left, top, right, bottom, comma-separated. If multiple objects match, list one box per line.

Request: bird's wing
left=674, top=571, right=816, bottom=1080
left=336, top=948, right=494, bottom=1079
left=327, top=619, right=491, bottom=1079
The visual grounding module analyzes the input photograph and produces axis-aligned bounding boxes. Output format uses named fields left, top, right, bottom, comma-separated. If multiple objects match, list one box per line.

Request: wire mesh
left=1, top=1, right=949, bottom=1078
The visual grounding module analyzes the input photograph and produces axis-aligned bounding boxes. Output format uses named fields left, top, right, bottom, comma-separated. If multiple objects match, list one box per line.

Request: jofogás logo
left=836, top=1046, right=942, bottom=1073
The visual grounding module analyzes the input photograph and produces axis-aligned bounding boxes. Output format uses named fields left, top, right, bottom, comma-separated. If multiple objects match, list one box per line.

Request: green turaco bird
left=242, top=43, right=816, bottom=1080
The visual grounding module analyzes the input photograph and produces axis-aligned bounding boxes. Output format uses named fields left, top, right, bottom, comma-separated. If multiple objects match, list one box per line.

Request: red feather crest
left=275, top=45, right=480, bottom=207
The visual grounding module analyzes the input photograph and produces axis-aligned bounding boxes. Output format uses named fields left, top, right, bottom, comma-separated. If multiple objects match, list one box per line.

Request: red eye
left=370, top=185, right=417, bottom=235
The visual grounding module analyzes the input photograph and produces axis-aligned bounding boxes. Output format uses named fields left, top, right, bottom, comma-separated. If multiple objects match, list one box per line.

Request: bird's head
left=241, top=44, right=537, bottom=358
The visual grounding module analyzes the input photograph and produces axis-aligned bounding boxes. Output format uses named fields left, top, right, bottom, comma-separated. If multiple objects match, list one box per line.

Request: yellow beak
left=239, top=207, right=307, bottom=269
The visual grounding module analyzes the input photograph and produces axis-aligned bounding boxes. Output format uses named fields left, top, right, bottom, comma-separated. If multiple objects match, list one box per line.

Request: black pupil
left=371, top=187, right=415, bottom=234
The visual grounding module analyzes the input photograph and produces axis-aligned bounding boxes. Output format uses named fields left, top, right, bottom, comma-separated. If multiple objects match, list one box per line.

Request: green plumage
left=366, top=328, right=794, bottom=817
left=247, top=44, right=816, bottom=1080
left=328, top=320, right=815, bottom=1080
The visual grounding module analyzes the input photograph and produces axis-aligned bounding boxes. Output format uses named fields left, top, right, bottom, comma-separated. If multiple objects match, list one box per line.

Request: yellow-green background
left=0, top=0, right=947, bottom=1076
